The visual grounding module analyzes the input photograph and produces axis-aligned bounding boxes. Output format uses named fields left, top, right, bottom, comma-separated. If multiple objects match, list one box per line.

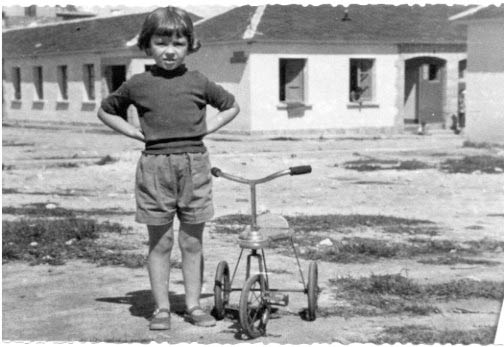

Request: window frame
left=349, top=58, right=375, bottom=103
left=83, top=64, right=96, bottom=101
left=33, top=66, right=44, bottom=100
left=12, top=67, right=22, bottom=101
left=57, top=65, right=69, bottom=101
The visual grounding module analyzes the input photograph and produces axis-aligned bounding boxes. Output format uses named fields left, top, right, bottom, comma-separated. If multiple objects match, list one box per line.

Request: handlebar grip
left=211, top=167, right=222, bottom=177
left=289, top=165, right=312, bottom=175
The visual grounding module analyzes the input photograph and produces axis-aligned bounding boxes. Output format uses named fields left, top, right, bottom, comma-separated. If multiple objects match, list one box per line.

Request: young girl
left=97, top=6, right=240, bottom=330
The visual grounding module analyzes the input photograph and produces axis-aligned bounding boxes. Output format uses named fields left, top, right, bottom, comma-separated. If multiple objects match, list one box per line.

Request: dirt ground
left=2, top=120, right=504, bottom=343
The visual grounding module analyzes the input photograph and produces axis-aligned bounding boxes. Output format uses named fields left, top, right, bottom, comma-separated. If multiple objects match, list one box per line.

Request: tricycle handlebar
left=211, top=165, right=311, bottom=185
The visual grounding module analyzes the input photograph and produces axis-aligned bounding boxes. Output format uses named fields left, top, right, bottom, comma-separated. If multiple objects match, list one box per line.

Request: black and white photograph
left=2, top=0, right=504, bottom=344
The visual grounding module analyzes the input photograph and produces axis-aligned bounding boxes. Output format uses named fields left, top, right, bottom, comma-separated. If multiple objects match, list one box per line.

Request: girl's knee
left=179, top=235, right=202, bottom=254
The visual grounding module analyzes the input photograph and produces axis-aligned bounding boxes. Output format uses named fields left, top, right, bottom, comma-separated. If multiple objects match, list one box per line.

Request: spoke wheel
left=213, top=261, right=230, bottom=320
left=306, top=261, right=319, bottom=321
left=239, top=274, right=270, bottom=338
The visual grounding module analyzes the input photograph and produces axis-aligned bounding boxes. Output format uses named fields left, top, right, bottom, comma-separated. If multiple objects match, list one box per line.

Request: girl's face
left=148, top=34, right=188, bottom=71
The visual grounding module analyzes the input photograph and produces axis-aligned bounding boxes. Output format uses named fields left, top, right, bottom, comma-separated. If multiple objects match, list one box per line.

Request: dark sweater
left=100, top=65, right=235, bottom=154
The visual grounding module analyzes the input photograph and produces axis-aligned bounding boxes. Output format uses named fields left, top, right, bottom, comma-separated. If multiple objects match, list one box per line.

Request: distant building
left=451, top=5, right=504, bottom=143
left=2, top=5, right=96, bottom=29
left=2, top=5, right=470, bottom=135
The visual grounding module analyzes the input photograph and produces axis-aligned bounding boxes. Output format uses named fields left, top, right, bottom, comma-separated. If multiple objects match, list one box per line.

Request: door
left=418, top=62, right=444, bottom=123
left=404, top=57, right=445, bottom=124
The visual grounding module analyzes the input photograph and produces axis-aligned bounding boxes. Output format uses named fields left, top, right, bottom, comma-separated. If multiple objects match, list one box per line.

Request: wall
left=248, top=43, right=399, bottom=134
left=185, top=43, right=251, bottom=133
left=464, top=20, right=504, bottom=143
left=2, top=49, right=142, bottom=124
left=3, top=53, right=103, bottom=124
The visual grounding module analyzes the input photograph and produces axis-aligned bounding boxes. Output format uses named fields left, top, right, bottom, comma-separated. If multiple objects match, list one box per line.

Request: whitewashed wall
left=248, top=43, right=399, bottom=134
left=464, top=20, right=504, bottom=143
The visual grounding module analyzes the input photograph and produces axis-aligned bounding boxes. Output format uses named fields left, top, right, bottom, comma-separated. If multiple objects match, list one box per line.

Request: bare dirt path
left=2, top=121, right=504, bottom=343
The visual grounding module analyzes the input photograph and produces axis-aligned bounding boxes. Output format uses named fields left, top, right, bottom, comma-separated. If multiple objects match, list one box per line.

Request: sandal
left=149, top=308, right=171, bottom=330
left=184, top=306, right=216, bottom=327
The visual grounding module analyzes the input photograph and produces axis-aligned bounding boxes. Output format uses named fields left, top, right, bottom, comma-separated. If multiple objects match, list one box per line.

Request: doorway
left=404, top=57, right=446, bottom=124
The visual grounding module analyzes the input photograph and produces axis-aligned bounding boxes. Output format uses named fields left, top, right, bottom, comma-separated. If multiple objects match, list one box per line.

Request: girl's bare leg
left=147, top=223, right=174, bottom=317
left=178, top=222, right=205, bottom=313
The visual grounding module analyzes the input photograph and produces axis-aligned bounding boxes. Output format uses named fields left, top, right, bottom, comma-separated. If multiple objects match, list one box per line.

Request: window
left=33, top=66, right=44, bottom=100
left=427, top=64, right=439, bottom=81
left=12, top=67, right=21, bottom=100
left=279, top=58, right=306, bottom=104
left=83, top=64, right=95, bottom=100
left=104, top=65, right=126, bottom=93
left=458, top=59, right=467, bottom=80
left=57, top=65, right=68, bottom=100
left=349, top=58, right=374, bottom=102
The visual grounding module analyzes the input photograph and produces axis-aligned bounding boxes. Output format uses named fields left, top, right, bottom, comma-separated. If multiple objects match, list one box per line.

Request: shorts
left=135, top=151, right=214, bottom=225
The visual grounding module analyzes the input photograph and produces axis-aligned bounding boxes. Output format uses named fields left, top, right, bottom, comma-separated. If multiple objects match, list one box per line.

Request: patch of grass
left=328, top=274, right=439, bottom=317
left=488, top=213, right=504, bottom=217
left=54, top=162, right=80, bottom=168
left=419, top=256, right=500, bottom=266
left=2, top=188, right=95, bottom=197
left=2, top=218, right=142, bottom=267
left=95, top=155, right=118, bottom=165
left=327, top=274, right=504, bottom=318
left=343, top=158, right=432, bottom=171
left=3, top=164, right=14, bottom=171
left=269, top=136, right=302, bottom=141
left=353, top=181, right=394, bottom=185
left=2, top=141, right=34, bottom=147
left=208, top=137, right=242, bottom=142
left=3, top=203, right=132, bottom=217
left=212, top=214, right=439, bottom=237
left=440, top=155, right=504, bottom=174
left=371, top=325, right=496, bottom=344
left=463, top=140, right=504, bottom=149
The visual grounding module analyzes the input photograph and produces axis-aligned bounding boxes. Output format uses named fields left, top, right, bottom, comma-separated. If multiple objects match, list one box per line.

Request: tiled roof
left=2, top=11, right=201, bottom=58
left=195, top=4, right=471, bottom=44
left=452, top=4, right=504, bottom=21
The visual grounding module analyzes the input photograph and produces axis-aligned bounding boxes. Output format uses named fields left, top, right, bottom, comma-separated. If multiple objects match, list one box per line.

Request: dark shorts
left=135, top=151, right=214, bottom=225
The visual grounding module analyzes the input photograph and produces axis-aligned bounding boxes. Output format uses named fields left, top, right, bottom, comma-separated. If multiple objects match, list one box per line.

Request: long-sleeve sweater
left=100, top=64, right=235, bottom=154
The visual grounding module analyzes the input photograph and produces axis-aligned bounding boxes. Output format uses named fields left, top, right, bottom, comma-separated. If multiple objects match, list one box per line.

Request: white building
left=452, top=5, right=504, bottom=143
left=3, top=4, right=471, bottom=135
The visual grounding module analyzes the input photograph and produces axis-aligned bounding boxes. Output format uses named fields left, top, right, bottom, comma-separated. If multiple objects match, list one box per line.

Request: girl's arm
left=97, top=107, right=145, bottom=142
left=205, top=101, right=240, bottom=135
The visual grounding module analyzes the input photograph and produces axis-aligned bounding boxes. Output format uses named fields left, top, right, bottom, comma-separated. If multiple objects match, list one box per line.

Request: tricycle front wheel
left=239, top=274, right=270, bottom=338
left=306, top=261, right=319, bottom=321
left=213, top=260, right=230, bottom=320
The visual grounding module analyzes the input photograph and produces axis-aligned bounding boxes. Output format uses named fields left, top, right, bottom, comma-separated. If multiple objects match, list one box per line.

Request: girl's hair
left=137, top=7, right=201, bottom=53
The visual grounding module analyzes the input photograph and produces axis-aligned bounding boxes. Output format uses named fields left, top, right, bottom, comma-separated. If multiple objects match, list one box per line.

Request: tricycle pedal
left=267, top=293, right=289, bottom=306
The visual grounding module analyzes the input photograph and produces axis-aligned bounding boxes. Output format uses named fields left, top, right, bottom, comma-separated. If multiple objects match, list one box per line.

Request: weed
left=55, top=162, right=80, bottom=168
left=2, top=141, right=34, bottom=147
left=463, top=140, right=504, bottom=149
left=328, top=274, right=439, bottom=317
left=269, top=137, right=302, bottom=141
left=3, top=203, right=132, bottom=217
left=2, top=217, right=141, bottom=267
left=441, top=155, right=504, bottom=174
left=353, top=181, right=395, bottom=185
left=371, top=325, right=496, bottom=344
left=343, top=158, right=432, bottom=171
left=419, top=256, right=500, bottom=266
left=327, top=274, right=504, bottom=319
left=95, top=155, right=118, bottom=166
left=3, top=164, right=14, bottom=170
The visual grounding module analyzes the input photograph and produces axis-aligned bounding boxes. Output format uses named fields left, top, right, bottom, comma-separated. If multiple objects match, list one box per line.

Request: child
left=97, top=6, right=240, bottom=330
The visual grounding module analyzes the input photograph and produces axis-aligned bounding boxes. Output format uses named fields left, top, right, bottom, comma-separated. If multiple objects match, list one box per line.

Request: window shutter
left=284, top=59, right=305, bottom=102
